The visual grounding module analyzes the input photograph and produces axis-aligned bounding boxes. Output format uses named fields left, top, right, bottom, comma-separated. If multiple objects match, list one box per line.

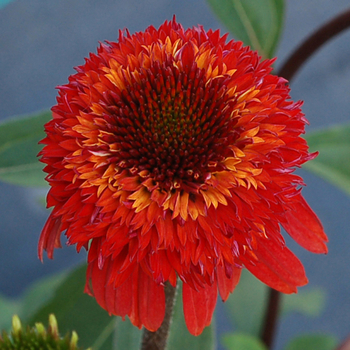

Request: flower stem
left=278, top=8, right=350, bottom=82
left=140, top=282, right=177, bottom=350
left=260, top=288, right=281, bottom=349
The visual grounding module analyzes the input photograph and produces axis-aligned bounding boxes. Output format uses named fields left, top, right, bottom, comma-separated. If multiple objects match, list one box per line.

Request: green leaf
left=0, top=295, right=21, bottom=331
left=206, top=0, right=285, bottom=58
left=114, top=318, right=141, bottom=350
left=0, top=110, right=51, bottom=187
left=20, top=270, right=68, bottom=320
left=167, top=282, right=215, bottom=350
left=282, top=287, right=326, bottom=317
left=284, top=334, right=338, bottom=350
left=305, top=123, right=350, bottom=197
left=0, top=271, right=66, bottom=332
left=29, top=264, right=114, bottom=350
left=222, top=332, right=267, bottom=350
left=224, top=269, right=268, bottom=335
left=0, top=0, right=14, bottom=9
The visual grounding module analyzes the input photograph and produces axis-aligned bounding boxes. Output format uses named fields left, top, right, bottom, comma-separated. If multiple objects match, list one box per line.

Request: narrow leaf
left=0, top=295, right=21, bottom=331
left=284, top=334, right=338, bottom=350
left=305, top=123, right=350, bottom=197
left=206, top=0, right=285, bottom=58
left=222, top=332, right=268, bottom=350
left=0, top=270, right=66, bottom=331
left=20, top=270, right=68, bottom=320
left=0, top=110, right=51, bottom=187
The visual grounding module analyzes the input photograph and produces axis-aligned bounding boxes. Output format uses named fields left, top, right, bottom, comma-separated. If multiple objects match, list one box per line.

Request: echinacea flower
left=38, top=18, right=328, bottom=336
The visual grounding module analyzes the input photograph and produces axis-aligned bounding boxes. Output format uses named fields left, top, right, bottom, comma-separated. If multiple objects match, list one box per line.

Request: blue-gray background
left=1, top=1, right=350, bottom=349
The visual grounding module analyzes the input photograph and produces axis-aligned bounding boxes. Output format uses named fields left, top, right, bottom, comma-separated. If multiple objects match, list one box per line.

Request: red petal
left=89, top=253, right=110, bottom=311
left=242, top=236, right=308, bottom=293
left=38, top=215, right=62, bottom=260
left=283, top=195, right=328, bottom=253
left=137, top=269, right=165, bottom=331
left=179, top=41, right=195, bottom=68
left=87, top=257, right=165, bottom=332
left=182, top=282, right=217, bottom=336
left=216, top=265, right=242, bottom=301
left=108, top=267, right=133, bottom=317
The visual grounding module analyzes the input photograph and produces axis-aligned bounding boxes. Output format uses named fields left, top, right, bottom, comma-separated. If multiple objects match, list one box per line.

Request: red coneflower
left=38, top=18, right=327, bottom=336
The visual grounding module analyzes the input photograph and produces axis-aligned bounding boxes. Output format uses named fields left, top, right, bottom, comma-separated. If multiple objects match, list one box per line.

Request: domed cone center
left=107, top=61, right=240, bottom=191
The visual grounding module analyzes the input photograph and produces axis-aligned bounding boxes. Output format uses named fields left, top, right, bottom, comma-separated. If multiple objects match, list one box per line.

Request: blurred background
left=0, top=1, right=349, bottom=349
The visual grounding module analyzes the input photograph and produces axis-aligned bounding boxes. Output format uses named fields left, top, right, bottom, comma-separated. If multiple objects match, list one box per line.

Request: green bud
left=11, top=316, right=22, bottom=337
left=0, top=314, right=91, bottom=350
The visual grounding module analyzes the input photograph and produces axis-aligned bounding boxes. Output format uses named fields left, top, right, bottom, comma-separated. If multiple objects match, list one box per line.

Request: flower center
left=108, top=61, right=239, bottom=190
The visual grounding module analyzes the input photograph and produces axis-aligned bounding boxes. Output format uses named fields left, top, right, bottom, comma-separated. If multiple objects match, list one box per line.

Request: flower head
left=39, top=18, right=327, bottom=335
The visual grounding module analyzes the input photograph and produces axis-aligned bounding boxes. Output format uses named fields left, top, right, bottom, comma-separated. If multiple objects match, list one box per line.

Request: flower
left=0, top=314, right=89, bottom=350
left=38, top=17, right=328, bottom=336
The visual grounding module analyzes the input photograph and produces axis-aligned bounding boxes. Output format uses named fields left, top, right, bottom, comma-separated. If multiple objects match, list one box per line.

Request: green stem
left=140, top=282, right=177, bottom=350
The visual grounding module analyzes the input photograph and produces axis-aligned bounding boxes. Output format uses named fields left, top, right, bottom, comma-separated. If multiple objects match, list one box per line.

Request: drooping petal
left=242, top=236, right=308, bottom=293
left=283, top=195, right=328, bottom=253
left=38, top=215, right=62, bottom=260
left=137, top=268, right=165, bottom=331
left=182, top=282, right=218, bottom=336
left=216, top=264, right=242, bottom=301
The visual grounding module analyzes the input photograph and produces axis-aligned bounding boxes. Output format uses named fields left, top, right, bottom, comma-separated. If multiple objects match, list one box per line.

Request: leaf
left=284, top=334, right=338, bottom=350
left=0, top=270, right=66, bottom=332
left=20, top=270, right=68, bottom=320
left=167, top=282, right=215, bottom=350
left=282, top=287, right=326, bottom=317
left=305, top=123, right=350, bottom=197
left=29, top=264, right=114, bottom=350
left=0, top=295, right=21, bottom=331
left=224, top=269, right=268, bottom=335
left=222, top=332, right=268, bottom=350
left=206, top=0, right=285, bottom=58
left=0, top=0, right=14, bottom=9
left=0, top=110, right=51, bottom=187
left=114, top=318, right=141, bottom=350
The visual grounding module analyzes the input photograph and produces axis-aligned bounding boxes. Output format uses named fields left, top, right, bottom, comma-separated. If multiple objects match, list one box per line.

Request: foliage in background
left=0, top=0, right=14, bottom=10
left=206, top=0, right=284, bottom=58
